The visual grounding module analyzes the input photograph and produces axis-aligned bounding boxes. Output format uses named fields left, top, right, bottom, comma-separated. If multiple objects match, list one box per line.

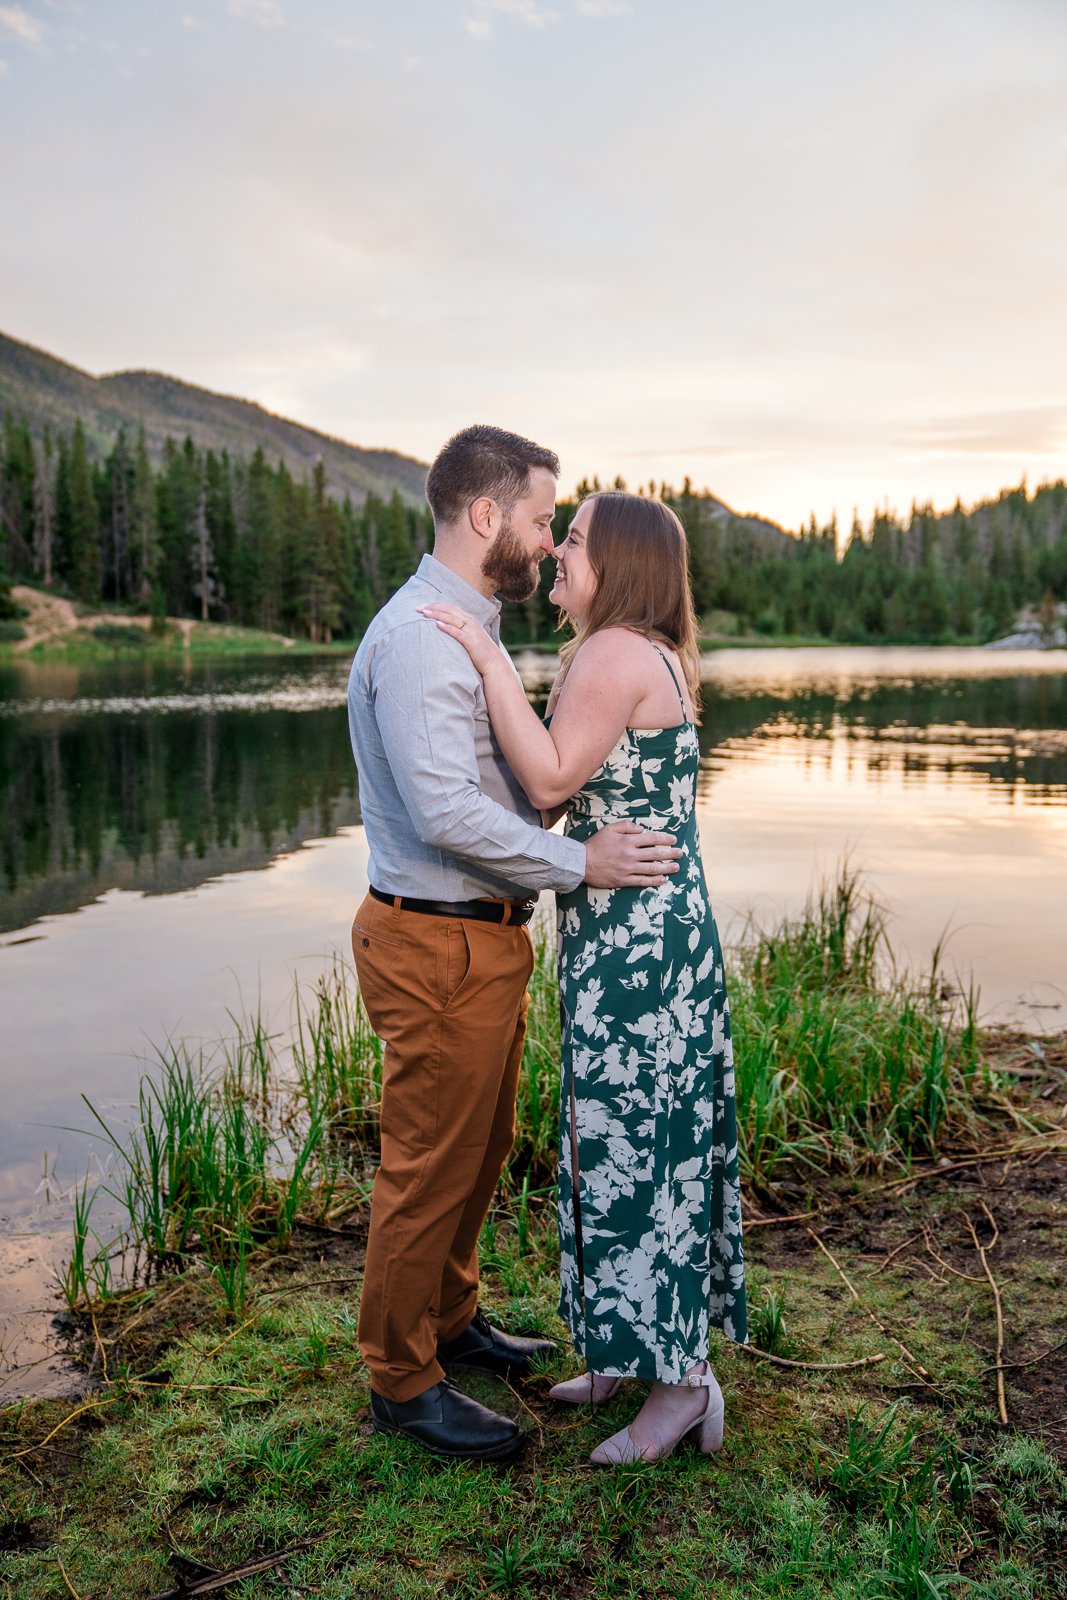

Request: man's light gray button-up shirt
left=347, top=554, right=587, bottom=902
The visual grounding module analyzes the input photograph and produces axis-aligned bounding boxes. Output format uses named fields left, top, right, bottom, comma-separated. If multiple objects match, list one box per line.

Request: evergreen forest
left=2, top=412, right=1066, bottom=645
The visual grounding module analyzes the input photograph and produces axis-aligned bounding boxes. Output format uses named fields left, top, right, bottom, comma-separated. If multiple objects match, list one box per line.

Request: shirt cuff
left=542, top=829, right=586, bottom=891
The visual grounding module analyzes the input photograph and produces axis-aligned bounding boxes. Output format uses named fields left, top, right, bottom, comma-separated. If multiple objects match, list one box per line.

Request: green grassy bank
left=1, top=619, right=354, bottom=664
left=2, top=878, right=1064, bottom=1599
left=0, top=584, right=991, bottom=665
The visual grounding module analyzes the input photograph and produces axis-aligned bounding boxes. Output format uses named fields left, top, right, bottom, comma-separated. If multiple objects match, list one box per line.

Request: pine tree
left=157, top=438, right=200, bottom=614
left=301, top=460, right=341, bottom=642
left=103, top=427, right=133, bottom=602
left=67, top=420, right=101, bottom=603
left=33, top=427, right=55, bottom=588
left=53, top=431, right=72, bottom=588
left=204, top=450, right=235, bottom=619
left=130, top=427, right=160, bottom=606
left=1, top=413, right=36, bottom=578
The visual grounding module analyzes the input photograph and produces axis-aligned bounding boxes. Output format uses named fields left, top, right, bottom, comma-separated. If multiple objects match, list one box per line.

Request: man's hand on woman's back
left=583, top=821, right=681, bottom=889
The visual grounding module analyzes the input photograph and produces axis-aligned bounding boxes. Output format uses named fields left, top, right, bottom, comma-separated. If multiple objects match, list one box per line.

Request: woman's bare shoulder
left=571, top=627, right=654, bottom=670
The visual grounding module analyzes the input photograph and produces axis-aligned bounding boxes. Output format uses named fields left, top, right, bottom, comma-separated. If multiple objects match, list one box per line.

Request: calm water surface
left=2, top=645, right=1066, bottom=1396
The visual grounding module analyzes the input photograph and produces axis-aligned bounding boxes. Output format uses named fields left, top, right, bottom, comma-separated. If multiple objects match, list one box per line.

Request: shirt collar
left=417, top=554, right=502, bottom=626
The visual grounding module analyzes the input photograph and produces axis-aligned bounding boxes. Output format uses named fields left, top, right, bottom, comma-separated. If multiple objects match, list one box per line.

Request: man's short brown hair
left=425, top=424, right=559, bottom=526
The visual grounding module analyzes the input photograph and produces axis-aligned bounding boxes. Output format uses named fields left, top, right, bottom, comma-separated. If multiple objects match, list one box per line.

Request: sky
left=1, top=0, right=1066, bottom=529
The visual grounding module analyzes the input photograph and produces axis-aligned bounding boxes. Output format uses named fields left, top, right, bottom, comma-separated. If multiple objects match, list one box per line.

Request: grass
left=59, top=872, right=1000, bottom=1318
left=3, top=1184, right=1065, bottom=1598
left=2, top=873, right=1064, bottom=1598
left=5, top=620, right=355, bottom=662
left=730, top=871, right=991, bottom=1192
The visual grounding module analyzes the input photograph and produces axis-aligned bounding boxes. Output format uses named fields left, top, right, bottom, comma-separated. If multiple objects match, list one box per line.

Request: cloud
left=0, top=54, right=7, bottom=71
left=463, top=0, right=558, bottom=40
left=226, top=0, right=283, bottom=27
left=575, top=0, right=632, bottom=15
left=896, top=408, right=1067, bottom=459
left=0, top=5, right=44, bottom=43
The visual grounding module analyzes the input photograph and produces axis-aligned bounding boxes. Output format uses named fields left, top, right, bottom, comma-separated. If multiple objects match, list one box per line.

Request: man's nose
left=539, top=526, right=556, bottom=555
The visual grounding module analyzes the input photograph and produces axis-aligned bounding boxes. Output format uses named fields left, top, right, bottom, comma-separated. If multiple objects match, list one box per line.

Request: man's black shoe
left=370, top=1380, right=522, bottom=1461
left=437, top=1309, right=557, bottom=1381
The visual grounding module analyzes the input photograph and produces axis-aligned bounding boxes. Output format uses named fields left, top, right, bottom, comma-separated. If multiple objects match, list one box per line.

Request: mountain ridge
left=0, top=329, right=429, bottom=505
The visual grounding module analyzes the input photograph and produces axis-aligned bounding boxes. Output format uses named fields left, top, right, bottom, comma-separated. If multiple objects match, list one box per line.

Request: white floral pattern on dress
left=556, top=698, right=747, bottom=1381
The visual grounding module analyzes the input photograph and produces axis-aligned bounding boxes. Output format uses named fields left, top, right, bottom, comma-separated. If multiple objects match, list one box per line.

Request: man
left=347, top=424, right=679, bottom=1460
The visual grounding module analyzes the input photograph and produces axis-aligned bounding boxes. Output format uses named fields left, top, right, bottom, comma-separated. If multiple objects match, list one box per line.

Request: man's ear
left=468, top=495, right=496, bottom=541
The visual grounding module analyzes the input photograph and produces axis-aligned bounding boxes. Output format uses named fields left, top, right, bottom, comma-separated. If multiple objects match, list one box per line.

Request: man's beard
left=481, top=511, right=540, bottom=603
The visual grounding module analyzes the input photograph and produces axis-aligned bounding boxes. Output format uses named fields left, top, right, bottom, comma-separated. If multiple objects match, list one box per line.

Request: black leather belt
left=369, top=886, right=535, bottom=927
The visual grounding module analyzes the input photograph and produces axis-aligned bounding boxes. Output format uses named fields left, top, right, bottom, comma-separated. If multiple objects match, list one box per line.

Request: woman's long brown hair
left=557, top=492, right=702, bottom=714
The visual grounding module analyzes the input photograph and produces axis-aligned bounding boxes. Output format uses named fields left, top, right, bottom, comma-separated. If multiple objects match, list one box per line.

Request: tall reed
left=729, top=867, right=988, bottom=1188
left=67, top=1018, right=330, bottom=1311
left=64, top=868, right=1005, bottom=1308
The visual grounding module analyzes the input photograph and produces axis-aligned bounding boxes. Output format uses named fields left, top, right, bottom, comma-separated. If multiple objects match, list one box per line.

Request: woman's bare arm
left=419, top=606, right=646, bottom=808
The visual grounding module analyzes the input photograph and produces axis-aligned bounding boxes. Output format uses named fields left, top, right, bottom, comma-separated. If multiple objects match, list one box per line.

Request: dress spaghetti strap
left=650, top=642, right=688, bottom=719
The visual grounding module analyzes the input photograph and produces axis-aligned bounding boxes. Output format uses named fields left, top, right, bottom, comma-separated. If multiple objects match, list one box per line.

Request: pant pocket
left=439, top=920, right=473, bottom=1009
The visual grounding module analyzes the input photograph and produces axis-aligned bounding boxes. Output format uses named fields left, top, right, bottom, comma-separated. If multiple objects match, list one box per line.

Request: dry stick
left=55, top=1554, right=83, bottom=1600
left=12, top=1453, right=44, bottom=1488
left=965, top=1200, right=1008, bottom=1426
left=89, top=1306, right=108, bottom=1385
left=808, top=1229, right=934, bottom=1384
left=257, top=1275, right=362, bottom=1300
left=922, top=1229, right=985, bottom=1283
left=502, top=1378, right=547, bottom=1446
left=869, top=1137, right=1066, bottom=1196
left=160, top=1515, right=221, bottom=1584
left=870, top=1232, right=924, bottom=1275
left=739, top=1347, right=886, bottom=1372
left=744, top=1207, right=824, bottom=1230
left=133, top=1381, right=271, bottom=1396
left=99, top=1279, right=189, bottom=1347
left=871, top=1151, right=1016, bottom=1193
left=979, top=1337, right=1067, bottom=1377
left=145, top=1535, right=327, bottom=1600
left=12, top=1396, right=117, bottom=1458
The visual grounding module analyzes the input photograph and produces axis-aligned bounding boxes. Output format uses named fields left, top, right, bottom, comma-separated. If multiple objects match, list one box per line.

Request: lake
left=2, top=644, right=1066, bottom=1398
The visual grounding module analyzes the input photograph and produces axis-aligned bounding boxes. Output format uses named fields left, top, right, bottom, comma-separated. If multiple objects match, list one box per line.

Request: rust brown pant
left=351, top=892, right=534, bottom=1401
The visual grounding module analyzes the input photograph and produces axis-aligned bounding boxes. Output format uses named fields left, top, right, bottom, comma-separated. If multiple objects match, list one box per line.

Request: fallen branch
left=922, top=1228, right=984, bottom=1283
left=870, top=1232, right=923, bottom=1275
left=13, top=1395, right=118, bottom=1457
left=869, top=1135, right=1067, bottom=1195
left=56, top=1555, right=83, bottom=1600
left=808, top=1229, right=934, bottom=1385
left=978, top=1337, right=1067, bottom=1377
left=744, top=1207, right=823, bottom=1230
left=870, top=1151, right=1015, bottom=1193
left=965, top=1200, right=1008, bottom=1426
left=738, top=1346, right=886, bottom=1372
left=147, top=1535, right=327, bottom=1599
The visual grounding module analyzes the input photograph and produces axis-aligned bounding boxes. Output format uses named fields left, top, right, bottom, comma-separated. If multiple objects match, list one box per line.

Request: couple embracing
left=347, top=424, right=746, bottom=1466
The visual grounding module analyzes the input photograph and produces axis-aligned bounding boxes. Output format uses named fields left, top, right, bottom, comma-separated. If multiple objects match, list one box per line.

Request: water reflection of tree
left=2, top=668, right=1064, bottom=934
left=696, top=675, right=1067, bottom=801
left=0, top=706, right=358, bottom=931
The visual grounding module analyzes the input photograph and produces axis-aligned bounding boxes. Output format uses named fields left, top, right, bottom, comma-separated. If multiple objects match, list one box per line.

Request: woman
left=420, top=491, right=746, bottom=1464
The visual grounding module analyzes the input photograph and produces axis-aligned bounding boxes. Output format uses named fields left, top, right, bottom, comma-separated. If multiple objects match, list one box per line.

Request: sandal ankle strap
left=682, top=1367, right=718, bottom=1388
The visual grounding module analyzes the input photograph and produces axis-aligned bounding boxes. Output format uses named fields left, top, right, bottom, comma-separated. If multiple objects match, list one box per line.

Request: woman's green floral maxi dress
left=556, top=649, right=747, bottom=1381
